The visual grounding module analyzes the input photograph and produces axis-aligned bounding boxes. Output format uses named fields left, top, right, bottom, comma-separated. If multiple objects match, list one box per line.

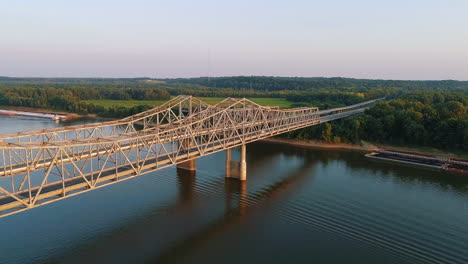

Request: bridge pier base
left=225, top=144, right=247, bottom=181
left=177, top=159, right=196, bottom=171
left=177, top=138, right=197, bottom=171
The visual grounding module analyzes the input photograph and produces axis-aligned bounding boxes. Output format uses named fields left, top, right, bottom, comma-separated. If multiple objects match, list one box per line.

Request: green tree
left=321, top=123, right=333, bottom=143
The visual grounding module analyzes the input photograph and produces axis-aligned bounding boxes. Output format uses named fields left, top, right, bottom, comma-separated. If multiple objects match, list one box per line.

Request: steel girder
left=0, top=95, right=325, bottom=217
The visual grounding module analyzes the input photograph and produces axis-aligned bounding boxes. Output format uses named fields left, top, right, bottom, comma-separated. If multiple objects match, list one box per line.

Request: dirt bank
left=261, top=137, right=468, bottom=159
left=261, top=138, right=377, bottom=152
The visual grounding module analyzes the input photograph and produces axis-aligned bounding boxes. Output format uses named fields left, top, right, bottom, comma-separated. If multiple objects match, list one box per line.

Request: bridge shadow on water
left=151, top=158, right=318, bottom=263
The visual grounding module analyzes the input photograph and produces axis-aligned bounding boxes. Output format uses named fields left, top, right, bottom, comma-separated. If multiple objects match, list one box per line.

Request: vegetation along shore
left=1, top=76, right=467, bottom=155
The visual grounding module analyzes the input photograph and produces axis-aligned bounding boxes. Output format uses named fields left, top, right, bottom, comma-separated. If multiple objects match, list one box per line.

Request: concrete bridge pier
left=177, top=138, right=197, bottom=171
left=177, top=159, right=196, bottom=171
left=225, top=144, right=247, bottom=181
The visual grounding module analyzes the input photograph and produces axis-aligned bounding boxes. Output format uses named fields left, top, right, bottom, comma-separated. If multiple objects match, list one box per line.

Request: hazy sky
left=1, top=0, right=467, bottom=80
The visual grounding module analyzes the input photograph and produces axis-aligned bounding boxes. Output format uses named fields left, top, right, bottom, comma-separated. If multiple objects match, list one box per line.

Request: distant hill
left=1, top=76, right=467, bottom=91
left=0, top=77, right=152, bottom=84
left=161, top=76, right=468, bottom=91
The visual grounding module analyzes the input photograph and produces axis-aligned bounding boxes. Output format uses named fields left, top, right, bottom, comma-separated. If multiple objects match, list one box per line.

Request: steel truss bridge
left=0, top=96, right=380, bottom=217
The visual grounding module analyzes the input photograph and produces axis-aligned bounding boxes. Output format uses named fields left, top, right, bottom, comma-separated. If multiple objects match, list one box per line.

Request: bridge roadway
left=317, top=97, right=383, bottom=115
left=319, top=107, right=368, bottom=122
left=0, top=96, right=381, bottom=217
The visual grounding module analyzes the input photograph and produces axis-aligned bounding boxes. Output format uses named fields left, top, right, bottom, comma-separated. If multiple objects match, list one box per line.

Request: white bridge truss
left=0, top=95, right=376, bottom=217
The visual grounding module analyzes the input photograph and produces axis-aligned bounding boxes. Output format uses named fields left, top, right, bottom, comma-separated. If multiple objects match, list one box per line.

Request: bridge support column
left=240, top=144, right=247, bottom=181
left=177, top=159, right=196, bottom=171
left=225, top=144, right=247, bottom=181
left=225, top=148, right=232, bottom=177
left=177, top=138, right=197, bottom=171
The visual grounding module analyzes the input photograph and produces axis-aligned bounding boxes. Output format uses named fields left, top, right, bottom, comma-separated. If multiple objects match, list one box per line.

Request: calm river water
left=0, top=115, right=467, bottom=264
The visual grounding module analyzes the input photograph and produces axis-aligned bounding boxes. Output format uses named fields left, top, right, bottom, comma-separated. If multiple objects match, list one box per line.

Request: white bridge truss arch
left=0, top=95, right=378, bottom=217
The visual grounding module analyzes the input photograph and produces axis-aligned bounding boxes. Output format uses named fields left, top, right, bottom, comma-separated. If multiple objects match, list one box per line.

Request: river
left=0, top=115, right=467, bottom=264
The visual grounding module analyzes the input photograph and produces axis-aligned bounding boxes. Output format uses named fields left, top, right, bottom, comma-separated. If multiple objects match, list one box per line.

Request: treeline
left=0, top=86, right=156, bottom=118
left=0, top=83, right=170, bottom=116
left=286, top=91, right=468, bottom=151
left=1, top=77, right=467, bottom=152
left=284, top=87, right=399, bottom=109
left=0, top=84, right=171, bottom=101
left=0, top=77, right=400, bottom=116
left=164, top=76, right=468, bottom=91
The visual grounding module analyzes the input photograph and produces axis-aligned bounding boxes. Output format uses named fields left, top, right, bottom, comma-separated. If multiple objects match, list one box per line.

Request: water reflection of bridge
left=0, top=96, right=380, bottom=217
left=54, top=149, right=317, bottom=263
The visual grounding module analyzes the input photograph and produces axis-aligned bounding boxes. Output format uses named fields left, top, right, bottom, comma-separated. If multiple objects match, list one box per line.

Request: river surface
left=0, top=115, right=467, bottom=264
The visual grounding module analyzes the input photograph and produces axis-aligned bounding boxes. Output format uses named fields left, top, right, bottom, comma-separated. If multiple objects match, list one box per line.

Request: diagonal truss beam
left=0, top=96, right=381, bottom=217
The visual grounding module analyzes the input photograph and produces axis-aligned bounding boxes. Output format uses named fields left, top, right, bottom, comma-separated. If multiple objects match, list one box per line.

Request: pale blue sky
left=1, top=0, right=467, bottom=80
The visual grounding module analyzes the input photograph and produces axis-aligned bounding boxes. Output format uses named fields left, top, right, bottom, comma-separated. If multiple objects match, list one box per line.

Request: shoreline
left=261, top=138, right=376, bottom=152
left=261, top=137, right=468, bottom=159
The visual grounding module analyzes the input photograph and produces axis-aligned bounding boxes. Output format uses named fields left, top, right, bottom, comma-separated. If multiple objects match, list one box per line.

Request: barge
left=366, top=149, right=468, bottom=173
left=0, top=110, right=67, bottom=120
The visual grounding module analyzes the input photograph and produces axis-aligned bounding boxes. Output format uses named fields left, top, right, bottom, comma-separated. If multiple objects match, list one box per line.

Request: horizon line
left=1, top=75, right=467, bottom=82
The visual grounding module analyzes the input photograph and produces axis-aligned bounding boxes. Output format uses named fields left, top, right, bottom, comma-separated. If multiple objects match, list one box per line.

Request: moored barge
left=0, top=110, right=67, bottom=120
left=366, top=149, right=468, bottom=173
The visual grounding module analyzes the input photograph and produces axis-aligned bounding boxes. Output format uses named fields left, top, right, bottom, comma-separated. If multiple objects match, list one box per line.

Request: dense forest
left=0, top=78, right=171, bottom=117
left=286, top=91, right=468, bottom=151
left=0, top=76, right=467, bottom=151
left=0, top=76, right=397, bottom=116
left=164, top=76, right=468, bottom=91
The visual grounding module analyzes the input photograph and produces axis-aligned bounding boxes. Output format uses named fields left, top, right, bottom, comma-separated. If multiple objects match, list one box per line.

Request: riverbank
left=0, top=106, right=84, bottom=120
left=261, top=138, right=377, bottom=152
left=262, top=137, right=468, bottom=159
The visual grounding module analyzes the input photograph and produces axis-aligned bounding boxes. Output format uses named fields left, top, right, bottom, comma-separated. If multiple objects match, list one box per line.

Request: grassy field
left=198, top=97, right=294, bottom=108
left=82, top=100, right=167, bottom=108
left=83, top=97, right=295, bottom=108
